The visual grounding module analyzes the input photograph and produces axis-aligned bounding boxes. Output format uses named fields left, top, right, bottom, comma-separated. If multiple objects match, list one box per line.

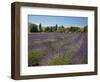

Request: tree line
left=29, top=23, right=87, bottom=33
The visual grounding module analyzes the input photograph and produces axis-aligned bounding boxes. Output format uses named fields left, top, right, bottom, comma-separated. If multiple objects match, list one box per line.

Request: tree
left=55, top=24, right=58, bottom=32
left=61, top=25, right=65, bottom=32
left=69, top=26, right=80, bottom=32
left=57, top=25, right=65, bottom=32
left=44, top=27, right=50, bottom=32
left=50, top=27, right=53, bottom=32
left=30, top=23, right=38, bottom=32
left=84, top=25, right=87, bottom=32
left=39, top=23, right=43, bottom=32
left=61, top=25, right=64, bottom=29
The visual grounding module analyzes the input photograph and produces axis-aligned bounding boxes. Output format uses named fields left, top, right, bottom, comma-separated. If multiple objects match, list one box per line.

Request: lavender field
left=28, top=32, right=88, bottom=66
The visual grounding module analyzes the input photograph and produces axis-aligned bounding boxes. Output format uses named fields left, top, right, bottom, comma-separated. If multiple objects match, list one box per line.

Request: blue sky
left=28, top=15, right=88, bottom=27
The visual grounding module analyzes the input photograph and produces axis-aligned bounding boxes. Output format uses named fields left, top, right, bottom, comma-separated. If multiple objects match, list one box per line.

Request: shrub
left=50, top=42, right=60, bottom=50
left=77, top=54, right=87, bottom=64
left=45, top=55, right=72, bottom=65
left=28, top=49, right=45, bottom=66
left=32, top=40, right=42, bottom=45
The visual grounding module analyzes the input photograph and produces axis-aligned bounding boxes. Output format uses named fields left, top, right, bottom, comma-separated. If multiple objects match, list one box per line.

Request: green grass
left=28, top=49, right=45, bottom=66
left=64, top=47, right=77, bottom=59
left=32, top=40, right=42, bottom=45
left=32, top=39, right=56, bottom=45
left=50, top=42, right=60, bottom=50
left=44, top=55, right=72, bottom=65
left=76, top=54, right=87, bottom=64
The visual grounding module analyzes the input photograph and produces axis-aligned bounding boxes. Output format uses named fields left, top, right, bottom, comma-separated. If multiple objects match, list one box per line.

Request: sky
left=28, top=15, right=88, bottom=27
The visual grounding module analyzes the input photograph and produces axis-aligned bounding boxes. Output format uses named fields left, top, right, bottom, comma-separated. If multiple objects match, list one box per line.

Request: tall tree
left=50, top=27, right=53, bottom=32
left=39, top=23, right=43, bottom=32
left=55, top=24, right=58, bottom=32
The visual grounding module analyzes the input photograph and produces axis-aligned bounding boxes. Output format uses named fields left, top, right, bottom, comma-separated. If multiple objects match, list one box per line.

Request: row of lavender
left=28, top=32, right=87, bottom=66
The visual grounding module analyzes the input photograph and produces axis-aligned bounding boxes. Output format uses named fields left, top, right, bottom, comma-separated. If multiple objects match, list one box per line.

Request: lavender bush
left=28, top=32, right=87, bottom=66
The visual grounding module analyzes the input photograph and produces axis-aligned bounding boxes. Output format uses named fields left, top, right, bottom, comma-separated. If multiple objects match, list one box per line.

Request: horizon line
left=28, top=22, right=87, bottom=28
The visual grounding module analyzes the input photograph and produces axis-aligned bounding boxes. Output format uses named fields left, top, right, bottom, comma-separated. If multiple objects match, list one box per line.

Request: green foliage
left=28, top=23, right=31, bottom=32
left=32, top=39, right=58, bottom=47
left=76, top=54, right=87, bottom=64
left=45, top=55, right=72, bottom=65
left=50, top=42, right=60, bottom=50
left=64, top=47, right=77, bottom=59
left=69, top=26, right=80, bottom=32
left=84, top=25, right=87, bottom=32
left=32, top=40, right=42, bottom=45
left=29, top=23, right=87, bottom=33
left=39, top=23, right=43, bottom=32
left=71, top=47, right=77, bottom=53
left=44, top=26, right=57, bottom=32
left=44, top=27, right=50, bottom=32
left=30, top=23, right=38, bottom=32
left=69, top=47, right=77, bottom=58
left=55, top=24, right=58, bottom=31
left=28, top=49, right=45, bottom=66
left=57, top=26, right=65, bottom=32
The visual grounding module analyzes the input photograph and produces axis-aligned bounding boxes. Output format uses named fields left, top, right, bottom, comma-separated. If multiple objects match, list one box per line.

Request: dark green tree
left=84, top=25, right=87, bottom=32
left=55, top=24, right=58, bottom=32
left=50, top=27, right=53, bottom=32
left=44, top=27, right=50, bottom=32
left=69, top=26, right=80, bottom=32
left=39, top=23, right=43, bottom=32
left=30, top=23, right=38, bottom=32
left=61, top=25, right=64, bottom=29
